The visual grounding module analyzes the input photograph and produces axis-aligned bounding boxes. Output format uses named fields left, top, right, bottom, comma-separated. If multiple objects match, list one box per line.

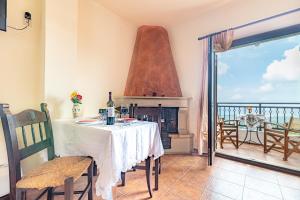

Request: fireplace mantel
left=115, top=96, right=192, bottom=108
left=115, top=96, right=193, bottom=154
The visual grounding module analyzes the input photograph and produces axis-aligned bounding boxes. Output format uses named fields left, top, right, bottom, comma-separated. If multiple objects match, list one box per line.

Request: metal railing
left=218, top=102, right=300, bottom=125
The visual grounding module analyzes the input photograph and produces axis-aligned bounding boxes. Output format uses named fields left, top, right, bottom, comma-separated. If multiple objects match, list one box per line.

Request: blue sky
left=217, top=34, right=300, bottom=103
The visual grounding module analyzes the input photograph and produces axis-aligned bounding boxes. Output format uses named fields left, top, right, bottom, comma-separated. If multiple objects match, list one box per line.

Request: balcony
left=217, top=102, right=300, bottom=171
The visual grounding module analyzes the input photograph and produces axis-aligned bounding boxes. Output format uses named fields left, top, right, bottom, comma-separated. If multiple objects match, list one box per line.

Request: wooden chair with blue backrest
left=0, top=103, right=93, bottom=200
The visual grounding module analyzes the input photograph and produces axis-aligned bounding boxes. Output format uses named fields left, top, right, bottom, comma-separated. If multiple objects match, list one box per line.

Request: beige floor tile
left=244, top=176, right=282, bottom=199
left=207, top=177, right=244, bottom=199
left=201, top=189, right=233, bottom=200
left=277, top=173, right=300, bottom=190
left=280, top=186, right=300, bottom=200
left=242, top=188, right=281, bottom=200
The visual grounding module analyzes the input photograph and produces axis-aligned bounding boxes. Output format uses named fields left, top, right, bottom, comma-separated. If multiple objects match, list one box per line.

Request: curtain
left=197, top=30, right=234, bottom=155
left=197, top=39, right=208, bottom=155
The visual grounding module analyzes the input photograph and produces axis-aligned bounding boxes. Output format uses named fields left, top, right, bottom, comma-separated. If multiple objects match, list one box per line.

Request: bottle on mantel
left=106, top=92, right=115, bottom=125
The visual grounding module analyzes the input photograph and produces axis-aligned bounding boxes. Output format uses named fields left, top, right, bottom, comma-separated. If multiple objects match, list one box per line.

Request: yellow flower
left=70, top=91, right=77, bottom=98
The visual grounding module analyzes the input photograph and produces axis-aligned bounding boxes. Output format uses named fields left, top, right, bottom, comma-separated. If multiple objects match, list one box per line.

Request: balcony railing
left=218, top=102, right=300, bottom=125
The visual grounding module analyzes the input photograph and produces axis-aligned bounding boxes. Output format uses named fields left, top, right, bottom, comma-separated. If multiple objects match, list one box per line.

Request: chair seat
left=222, top=127, right=237, bottom=131
left=288, top=131, right=300, bottom=138
left=16, top=156, right=92, bottom=190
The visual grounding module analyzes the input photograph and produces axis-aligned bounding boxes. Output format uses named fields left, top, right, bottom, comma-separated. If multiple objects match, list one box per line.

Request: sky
left=217, top=34, right=300, bottom=103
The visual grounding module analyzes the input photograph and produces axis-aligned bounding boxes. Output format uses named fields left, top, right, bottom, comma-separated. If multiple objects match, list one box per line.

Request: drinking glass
left=99, top=108, right=107, bottom=121
left=120, top=105, right=129, bottom=118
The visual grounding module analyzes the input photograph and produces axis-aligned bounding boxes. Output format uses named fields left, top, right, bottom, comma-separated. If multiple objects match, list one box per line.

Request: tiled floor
left=216, top=141, right=300, bottom=171
left=27, top=155, right=300, bottom=200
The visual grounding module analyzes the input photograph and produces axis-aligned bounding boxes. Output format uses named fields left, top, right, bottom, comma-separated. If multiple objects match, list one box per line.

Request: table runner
left=52, top=120, right=164, bottom=199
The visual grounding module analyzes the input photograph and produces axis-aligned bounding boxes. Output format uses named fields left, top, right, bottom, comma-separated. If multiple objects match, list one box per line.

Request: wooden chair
left=0, top=103, right=93, bottom=200
left=219, top=119, right=239, bottom=149
left=264, top=117, right=300, bottom=161
left=120, top=104, right=162, bottom=198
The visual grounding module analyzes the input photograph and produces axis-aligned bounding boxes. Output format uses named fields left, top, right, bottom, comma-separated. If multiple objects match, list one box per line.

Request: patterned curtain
left=197, top=30, right=234, bottom=155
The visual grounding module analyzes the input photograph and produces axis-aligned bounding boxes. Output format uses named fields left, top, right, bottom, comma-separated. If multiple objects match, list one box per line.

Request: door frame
left=212, top=24, right=300, bottom=173
left=207, top=36, right=217, bottom=165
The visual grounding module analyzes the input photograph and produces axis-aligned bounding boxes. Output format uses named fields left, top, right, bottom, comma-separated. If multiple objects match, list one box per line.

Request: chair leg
left=220, top=131, right=224, bottom=149
left=121, top=172, right=126, bottom=186
left=64, top=177, right=74, bottom=200
left=88, top=161, right=93, bottom=200
left=145, top=157, right=153, bottom=198
left=236, top=129, right=239, bottom=149
left=47, top=188, right=54, bottom=200
left=158, top=157, right=161, bottom=174
left=264, top=130, right=267, bottom=153
left=93, top=161, right=98, bottom=176
left=154, top=158, right=159, bottom=191
left=16, top=189, right=25, bottom=200
left=284, top=135, right=289, bottom=161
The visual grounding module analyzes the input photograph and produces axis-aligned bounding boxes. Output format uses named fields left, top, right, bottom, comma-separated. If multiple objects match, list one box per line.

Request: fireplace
left=161, top=107, right=179, bottom=149
left=119, top=26, right=193, bottom=154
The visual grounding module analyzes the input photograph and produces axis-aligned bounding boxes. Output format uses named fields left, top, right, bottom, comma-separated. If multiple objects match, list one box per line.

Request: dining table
left=52, top=119, right=164, bottom=200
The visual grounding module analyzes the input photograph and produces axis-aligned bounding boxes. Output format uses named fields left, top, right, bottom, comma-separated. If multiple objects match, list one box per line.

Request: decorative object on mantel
left=70, top=91, right=82, bottom=118
left=124, top=25, right=182, bottom=97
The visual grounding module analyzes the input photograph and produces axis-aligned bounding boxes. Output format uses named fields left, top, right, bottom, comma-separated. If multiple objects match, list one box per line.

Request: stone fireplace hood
left=124, top=26, right=182, bottom=97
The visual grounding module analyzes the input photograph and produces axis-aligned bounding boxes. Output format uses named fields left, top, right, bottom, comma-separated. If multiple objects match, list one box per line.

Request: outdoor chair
left=0, top=103, right=93, bottom=200
left=219, top=119, right=239, bottom=149
left=264, top=116, right=300, bottom=161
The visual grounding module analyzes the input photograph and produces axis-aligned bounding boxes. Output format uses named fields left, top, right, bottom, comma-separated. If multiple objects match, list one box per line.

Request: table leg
left=255, top=127, right=263, bottom=145
left=239, top=127, right=249, bottom=146
left=154, top=158, right=159, bottom=191
left=145, top=157, right=153, bottom=198
left=121, top=172, right=126, bottom=186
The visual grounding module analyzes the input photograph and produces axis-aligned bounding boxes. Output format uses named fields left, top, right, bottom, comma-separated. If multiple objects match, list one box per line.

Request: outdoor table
left=239, top=114, right=265, bottom=145
left=52, top=119, right=164, bottom=200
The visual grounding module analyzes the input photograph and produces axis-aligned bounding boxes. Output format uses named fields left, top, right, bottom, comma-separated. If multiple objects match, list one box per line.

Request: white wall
left=44, top=0, right=137, bottom=119
left=167, top=0, right=300, bottom=148
left=44, top=0, right=79, bottom=118
left=0, top=0, right=44, bottom=195
left=76, top=0, right=137, bottom=116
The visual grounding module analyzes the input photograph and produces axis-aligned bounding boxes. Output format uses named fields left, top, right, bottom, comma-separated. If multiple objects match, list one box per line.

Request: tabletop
left=52, top=119, right=164, bottom=200
left=239, top=114, right=265, bottom=130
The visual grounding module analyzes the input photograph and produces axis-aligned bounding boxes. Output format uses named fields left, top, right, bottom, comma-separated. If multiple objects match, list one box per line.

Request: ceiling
left=97, top=0, right=235, bottom=26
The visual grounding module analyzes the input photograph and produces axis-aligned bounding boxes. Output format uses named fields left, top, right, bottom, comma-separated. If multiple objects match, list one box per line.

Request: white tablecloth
left=53, top=120, right=164, bottom=199
left=0, top=165, right=9, bottom=197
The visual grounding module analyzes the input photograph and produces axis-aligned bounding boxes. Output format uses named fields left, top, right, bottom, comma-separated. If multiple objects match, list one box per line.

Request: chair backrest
left=288, top=117, right=300, bottom=130
left=0, top=103, right=55, bottom=198
left=129, top=104, right=162, bottom=130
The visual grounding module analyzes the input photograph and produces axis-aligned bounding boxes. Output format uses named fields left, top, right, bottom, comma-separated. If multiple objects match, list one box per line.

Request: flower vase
left=72, top=103, right=81, bottom=118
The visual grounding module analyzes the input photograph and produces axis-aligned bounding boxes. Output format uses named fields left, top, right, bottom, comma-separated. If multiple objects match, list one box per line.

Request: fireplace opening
left=161, top=107, right=179, bottom=149
left=132, top=106, right=179, bottom=149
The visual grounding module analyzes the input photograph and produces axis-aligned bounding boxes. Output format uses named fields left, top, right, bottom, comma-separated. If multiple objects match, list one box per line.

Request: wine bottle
left=106, top=92, right=115, bottom=125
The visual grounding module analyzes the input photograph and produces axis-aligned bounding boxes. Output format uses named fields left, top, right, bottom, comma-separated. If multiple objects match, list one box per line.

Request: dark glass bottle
left=106, top=92, right=115, bottom=125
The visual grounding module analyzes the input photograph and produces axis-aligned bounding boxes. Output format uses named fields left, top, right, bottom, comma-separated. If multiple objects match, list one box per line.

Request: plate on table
left=75, top=119, right=103, bottom=125
left=117, top=118, right=138, bottom=123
